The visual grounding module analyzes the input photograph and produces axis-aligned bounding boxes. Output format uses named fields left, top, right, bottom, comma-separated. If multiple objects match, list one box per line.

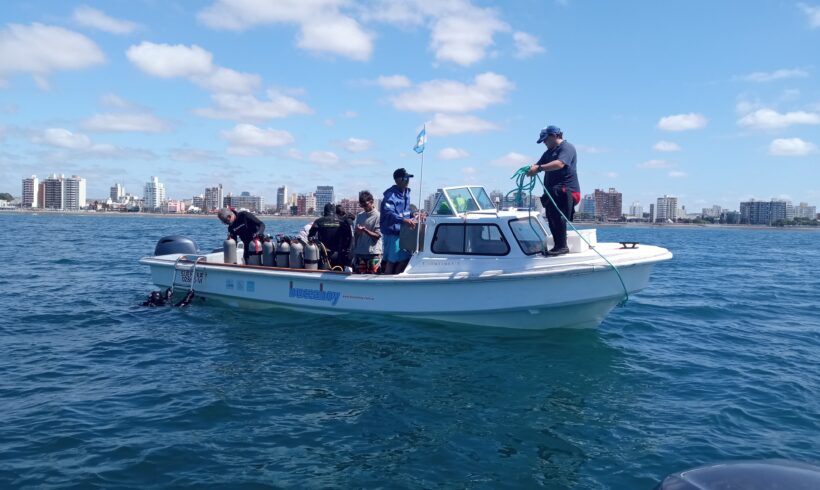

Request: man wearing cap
left=380, top=168, right=415, bottom=274
left=527, top=125, right=581, bottom=256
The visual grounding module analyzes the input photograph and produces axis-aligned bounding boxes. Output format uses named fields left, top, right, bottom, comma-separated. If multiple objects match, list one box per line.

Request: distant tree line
left=0, top=192, right=13, bottom=201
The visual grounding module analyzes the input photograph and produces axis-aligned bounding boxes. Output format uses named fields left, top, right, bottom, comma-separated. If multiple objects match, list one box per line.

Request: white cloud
left=341, top=110, right=358, bottom=118
left=658, top=113, right=708, bottom=131
left=638, top=159, right=673, bottom=169
left=738, top=68, right=808, bottom=82
left=0, top=23, right=105, bottom=78
left=194, top=90, right=313, bottom=121
left=513, top=31, right=544, bottom=58
left=126, top=42, right=260, bottom=94
left=73, top=5, right=140, bottom=34
left=437, top=147, right=470, bottom=160
left=221, top=123, right=295, bottom=156
left=126, top=42, right=212, bottom=78
left=197, top=0, right=373, bottom=61
left=427, top=113, right=500, bottom=136
left=308, top=150, right=340, bottom=165
left=342, top=137, right=373, bottom=152
left=769, top=137, right=817, bottom=156
left=603, top=171, right=619, bottom=179
left=82, top=112, right=172, bottom=133
left=391, top=72, right=513, bottom=113
left=737, top=108, right=820, bottom=129
left=37, top=128, right=91, bottom=149
left=375, top=74, right=411, bottom=89
left=798, top=3, right=820, bottom=28
left=653, top=140, right=682, bottom=152
left=668, top=170, right=687, bottom=178
left=430, top=4, right=509, bottom=66
left=99, top=94, right=132, bottom=108
left=193, top=67, right=261, bottom=94
left=491, top=151, right=531, bottom=168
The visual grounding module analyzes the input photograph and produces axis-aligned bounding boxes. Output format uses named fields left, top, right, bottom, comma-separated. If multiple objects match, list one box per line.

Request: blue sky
left=1, top=0, right=819, bottom=211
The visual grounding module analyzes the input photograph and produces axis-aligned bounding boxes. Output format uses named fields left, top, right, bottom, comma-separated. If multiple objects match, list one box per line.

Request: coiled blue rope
left=508, top=166, right=630, bottom=306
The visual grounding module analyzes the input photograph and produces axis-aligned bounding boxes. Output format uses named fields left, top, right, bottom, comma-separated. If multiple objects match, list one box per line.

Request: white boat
left=140, top=186, right=672, bottom=329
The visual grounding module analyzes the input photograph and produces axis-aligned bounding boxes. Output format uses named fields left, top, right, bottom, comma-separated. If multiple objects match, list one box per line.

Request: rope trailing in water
left=508, top=166, right=630, bottom=306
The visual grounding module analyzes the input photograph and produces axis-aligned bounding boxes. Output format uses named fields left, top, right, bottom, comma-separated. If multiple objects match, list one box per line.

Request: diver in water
left=217, top=207, right=266, bottom=263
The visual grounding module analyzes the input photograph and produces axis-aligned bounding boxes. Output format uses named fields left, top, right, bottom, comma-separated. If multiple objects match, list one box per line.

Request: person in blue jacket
left=380, top=168, right=416, bottom=274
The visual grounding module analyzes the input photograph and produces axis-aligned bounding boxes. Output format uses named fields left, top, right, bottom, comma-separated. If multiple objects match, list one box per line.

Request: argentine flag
left=413, top=126, right=426, bottom=154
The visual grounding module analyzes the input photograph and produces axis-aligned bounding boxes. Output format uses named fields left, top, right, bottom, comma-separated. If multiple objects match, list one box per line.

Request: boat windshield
left=434, top=186, right=495, bottom=216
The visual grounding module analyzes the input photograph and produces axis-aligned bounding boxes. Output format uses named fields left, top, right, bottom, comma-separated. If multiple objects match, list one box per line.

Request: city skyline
left=1, top=1, right=819, bottom=210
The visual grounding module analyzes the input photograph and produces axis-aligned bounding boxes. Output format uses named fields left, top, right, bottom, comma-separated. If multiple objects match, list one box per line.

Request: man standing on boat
left=527, top=125, right=580, bottom=256
left=380, top=168, right=415, bottom=274
left=353, top=190, right=382, bottom=274
left=217, top=207, right=266, bottom=263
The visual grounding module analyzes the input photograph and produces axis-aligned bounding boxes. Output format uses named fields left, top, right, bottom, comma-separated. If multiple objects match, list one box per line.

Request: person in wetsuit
left=309, top=203, right=352, bottom=268
left=217, top=207, right=266, bottom=263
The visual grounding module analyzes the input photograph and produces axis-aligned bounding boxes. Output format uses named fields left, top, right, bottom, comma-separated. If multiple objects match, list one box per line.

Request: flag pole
left=415, top=125, right=425, bottom=254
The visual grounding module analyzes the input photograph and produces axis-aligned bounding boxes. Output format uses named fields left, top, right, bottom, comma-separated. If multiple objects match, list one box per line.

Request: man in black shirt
left=217, top=207, right=266, bottom=263
left=309, top=203, right=352, bottom=268
left=527, top=125, right=581, bottom=256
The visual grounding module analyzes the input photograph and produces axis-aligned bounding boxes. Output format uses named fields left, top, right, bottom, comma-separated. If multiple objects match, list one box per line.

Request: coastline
left=2, top=209, right=818, bottom=231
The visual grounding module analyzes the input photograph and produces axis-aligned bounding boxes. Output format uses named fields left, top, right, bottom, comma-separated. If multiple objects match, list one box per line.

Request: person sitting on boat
left=309, top=203, right=352, bottom=268
left=352, top=190, right=382, bottom=274
left=526, top=125, right=581, bottom=256
left=380, top=168, right=415, bottom=274
left=217, top=207, right=266, bottom=263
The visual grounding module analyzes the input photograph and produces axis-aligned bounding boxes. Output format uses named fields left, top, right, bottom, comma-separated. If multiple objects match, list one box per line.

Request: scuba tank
left=223, top=237, right=237, bottom=264
left=289, top=239, right=305, bottom=269
left=262, top=236, right=275, bottom=266
left=246, top=236, right=263, bottom=265
left=275, top=236, right=290, bottom=268
left=304, top=239, right=320, bottom=270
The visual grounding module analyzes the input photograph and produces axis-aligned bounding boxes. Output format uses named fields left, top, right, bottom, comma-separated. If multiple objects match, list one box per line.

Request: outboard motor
left=275, top=236, right=290, bottom=268
left=223, top=237, right=237, bottom=264
left=289, top=239, right=304, bottom=269
left=262, top=236, right=275, bottom=266
left=304, top=239, right=320, bottom=270
left=245, top=237, right=263, bottom=265
left=154, top=235, right=198, bottom=256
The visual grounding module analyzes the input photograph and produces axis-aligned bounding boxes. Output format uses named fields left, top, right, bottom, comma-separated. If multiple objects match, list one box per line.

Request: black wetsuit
left=228, top=210, right=266, bottom=261
left=309, top=215, right=353, bottom=267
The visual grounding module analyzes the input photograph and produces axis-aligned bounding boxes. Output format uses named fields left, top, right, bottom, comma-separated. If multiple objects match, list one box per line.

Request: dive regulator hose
left=508, top=166, right=630, bottom=306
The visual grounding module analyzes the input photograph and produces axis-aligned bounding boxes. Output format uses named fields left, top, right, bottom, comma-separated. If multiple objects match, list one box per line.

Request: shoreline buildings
left=143, top=176, right=165, bottom=211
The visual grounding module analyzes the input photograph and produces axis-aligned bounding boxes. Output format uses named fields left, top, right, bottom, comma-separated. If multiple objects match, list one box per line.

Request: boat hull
left=141, top=254, right=661, bottom=329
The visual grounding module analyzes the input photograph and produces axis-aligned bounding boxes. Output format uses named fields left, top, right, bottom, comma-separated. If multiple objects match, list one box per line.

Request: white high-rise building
left=22, top=176, right=39, bottom=208
left=795, top=202, right=817, bottom=219
left=110, top=183, right=125, bottom=202
left=655, top=195, right=678, bottom=222
left=143, top=176, right=165, bottom=211
left=42, top=174, right=86, bottom=210
left=204, top=184, right=223, bottom=211
left=277, top=185, right=288, bottom=212
left=629, top=201, right=643, bottom=217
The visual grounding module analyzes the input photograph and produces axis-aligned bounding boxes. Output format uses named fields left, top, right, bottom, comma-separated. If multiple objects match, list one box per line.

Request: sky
left=1, top=0, right=819, bottom=211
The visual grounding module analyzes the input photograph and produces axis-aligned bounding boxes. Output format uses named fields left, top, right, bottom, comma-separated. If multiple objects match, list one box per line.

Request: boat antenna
left=412, top=125, right=427, bottom=253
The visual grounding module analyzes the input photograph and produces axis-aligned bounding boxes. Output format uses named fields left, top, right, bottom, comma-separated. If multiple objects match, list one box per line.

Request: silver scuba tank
left=262, top=238, right=275, bottom=266
left=246, top=237, right=263, bottom=265
left=289, top=239, right=305, bottom=269
left=223, top=237, right=237, bottom=264
left=304, top=241, right=319, bottom=270
left=275, top=237, right=290, bottom=268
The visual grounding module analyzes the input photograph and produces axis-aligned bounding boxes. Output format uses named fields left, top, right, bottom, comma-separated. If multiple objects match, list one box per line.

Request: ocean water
left=1, top=213, right=819, bottom=489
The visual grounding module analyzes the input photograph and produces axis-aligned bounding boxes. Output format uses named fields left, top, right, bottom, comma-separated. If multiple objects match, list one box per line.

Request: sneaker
left=546, top=247, right=569, bottom=256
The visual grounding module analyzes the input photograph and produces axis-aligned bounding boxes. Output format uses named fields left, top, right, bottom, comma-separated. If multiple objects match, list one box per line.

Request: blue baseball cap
left=537, top=125, right=562, bottom=143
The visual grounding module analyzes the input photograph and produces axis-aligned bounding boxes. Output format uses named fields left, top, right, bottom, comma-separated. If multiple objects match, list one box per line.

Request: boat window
left=432, top=192, right=454, bottom=216
left=444, top=188, right=479, bottom=213
left=470, top=187, right=495, bottom=210
left=431, top=224, right=510, bottom=256
left=509, top=217, right=548, bottom=255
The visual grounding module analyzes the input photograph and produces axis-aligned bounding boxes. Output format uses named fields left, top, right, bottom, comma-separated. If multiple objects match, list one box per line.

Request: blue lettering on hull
left=288, top=282, right=340, bottom=306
